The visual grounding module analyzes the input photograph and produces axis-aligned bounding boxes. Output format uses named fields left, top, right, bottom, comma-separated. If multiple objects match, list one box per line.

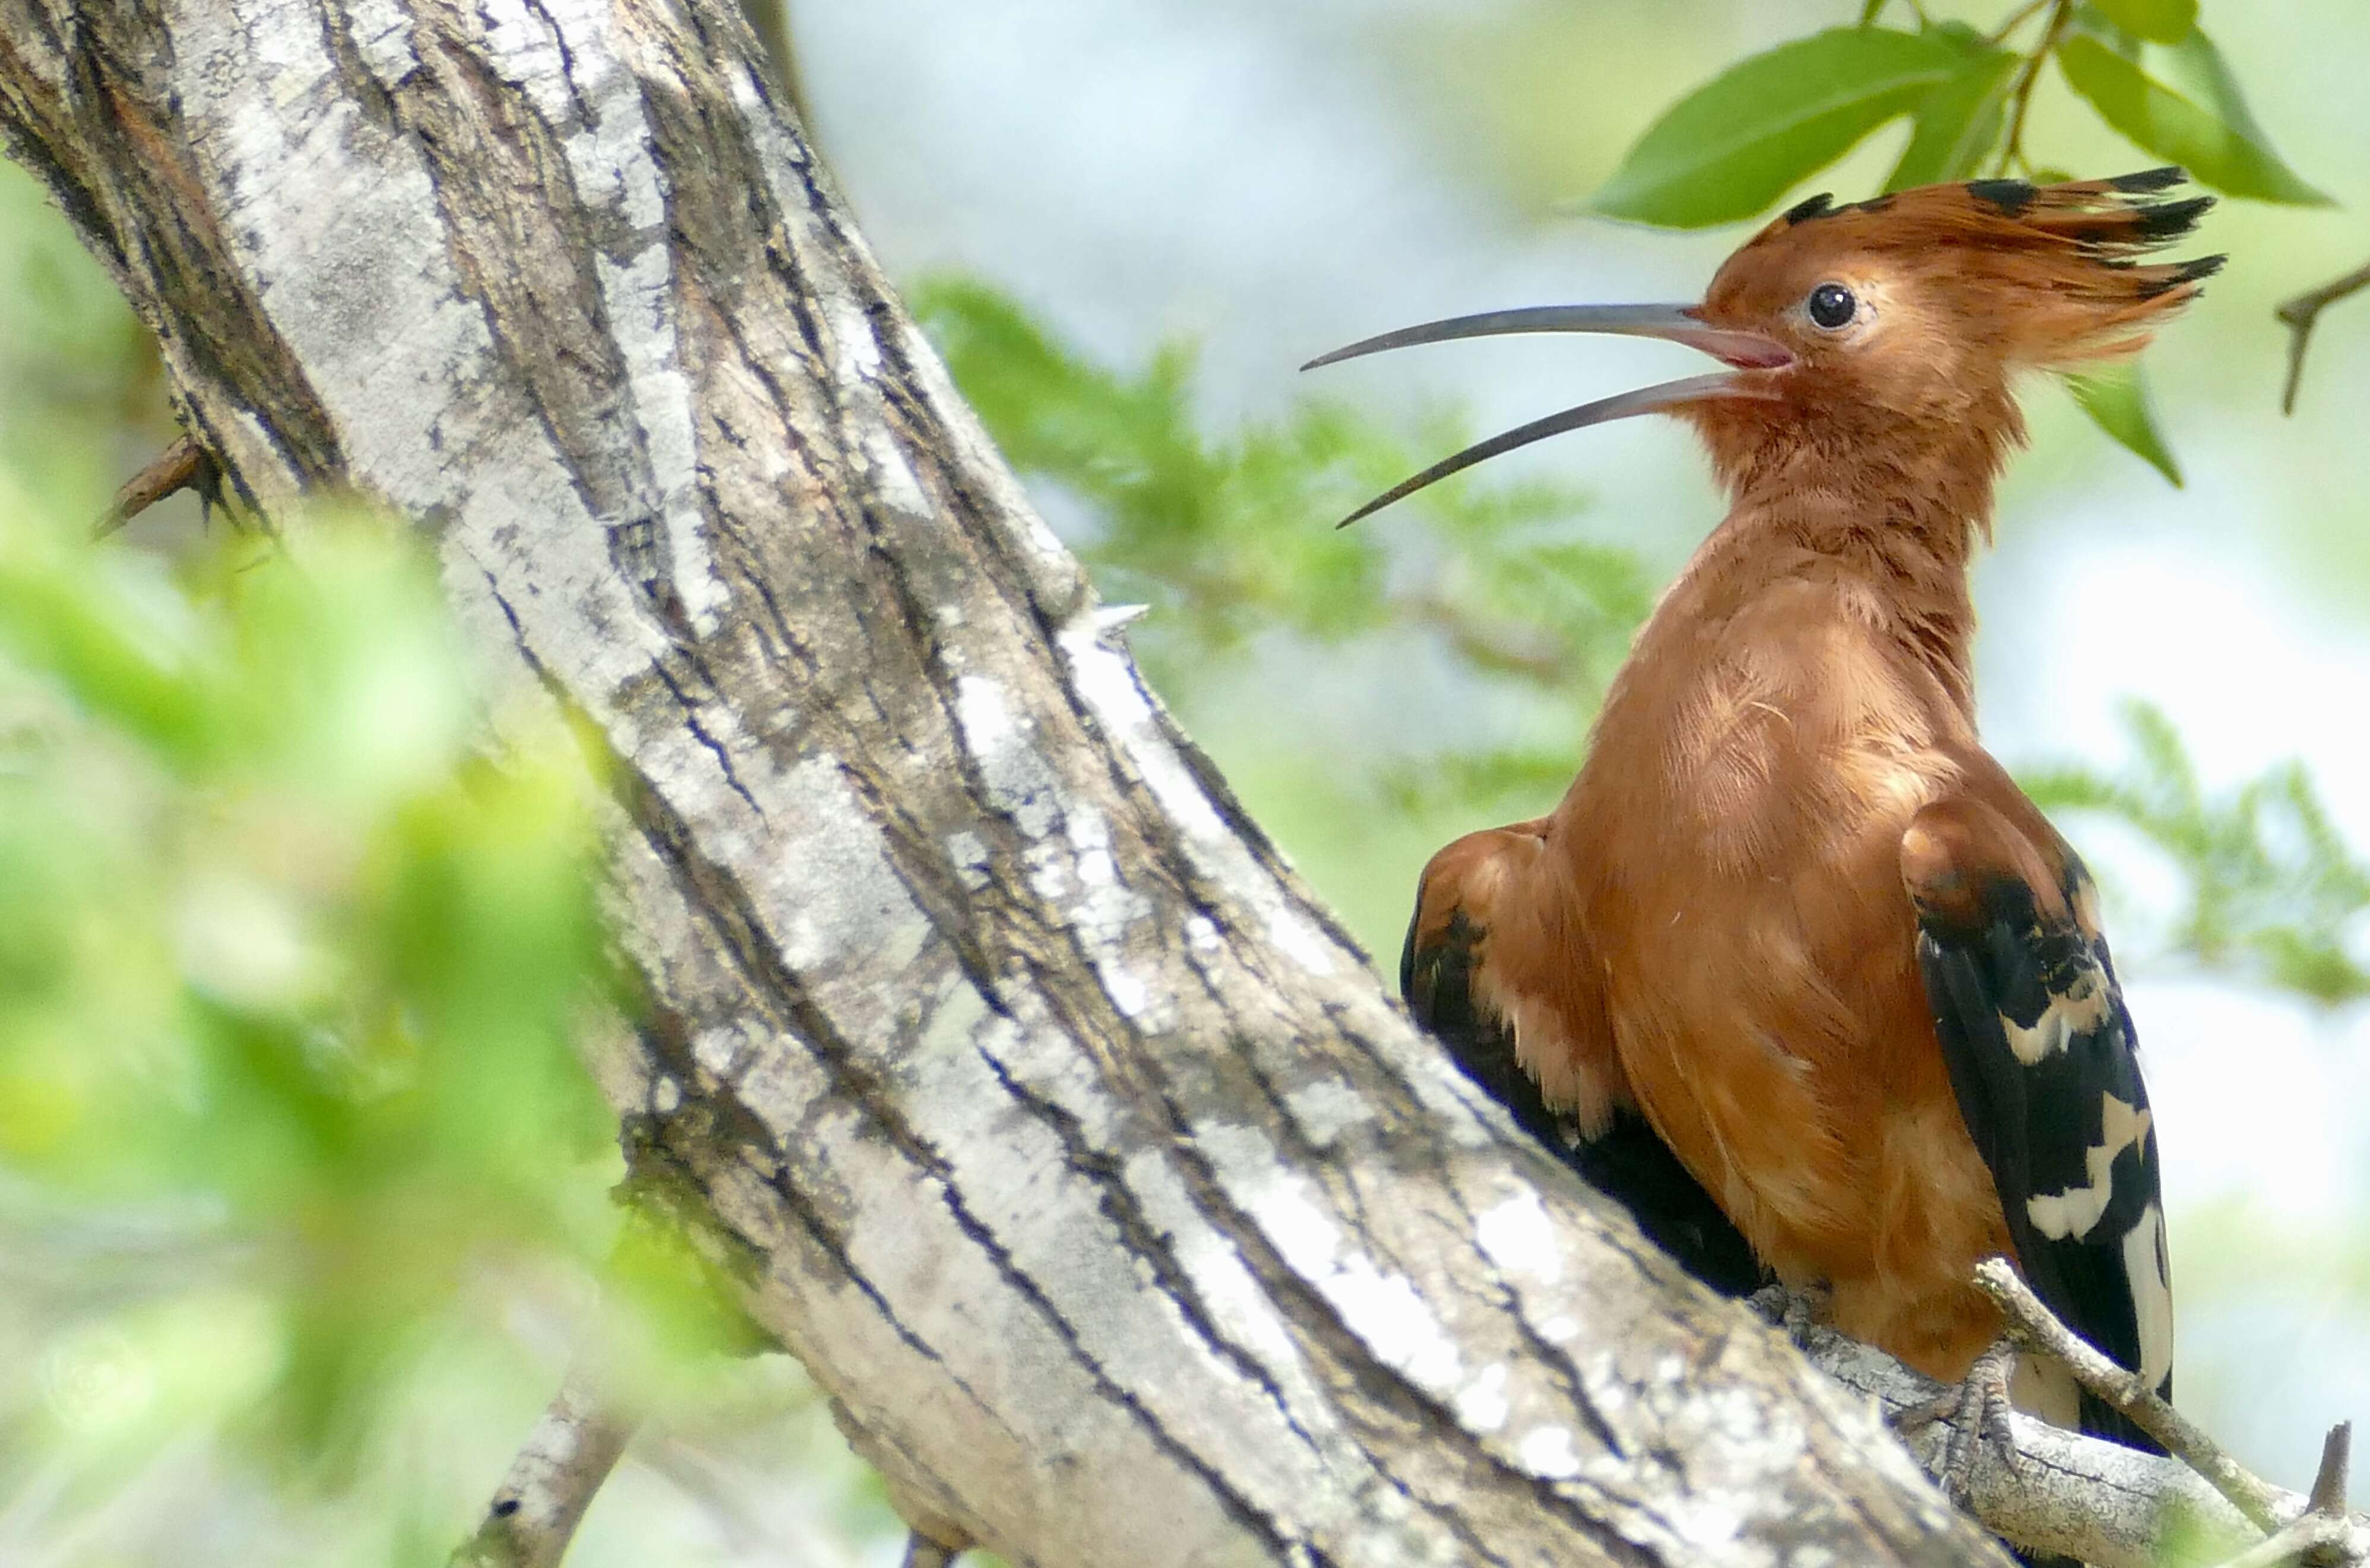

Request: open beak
left=1301, top=303, right=1793, bottom=527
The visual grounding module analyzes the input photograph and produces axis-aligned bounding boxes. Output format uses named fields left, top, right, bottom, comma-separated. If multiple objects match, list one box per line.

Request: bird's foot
left=1888, top=1335, right=2018, bottom=1504
left=1746, top=1278, right=1831, bottom=1348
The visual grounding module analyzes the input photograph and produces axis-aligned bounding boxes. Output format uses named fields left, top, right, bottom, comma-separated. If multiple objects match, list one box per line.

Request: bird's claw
left=1888, top=1336, right=2018, bottom=1504
left=1746, top=1278, right=1831, bottom=1348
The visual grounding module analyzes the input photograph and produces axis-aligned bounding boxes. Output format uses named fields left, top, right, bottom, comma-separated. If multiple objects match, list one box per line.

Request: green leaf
left=2062, top=360, right=2181, bottom=485
left=2089, top=0, right=2197, bottom=43
left=1590, top=27, right=1977, bottom=227
left=2056, top=30, right=2329, bottom=204
left=2151, top=28, right=2326, bottom=194
left=1886, top=47, right=2020, bottom=189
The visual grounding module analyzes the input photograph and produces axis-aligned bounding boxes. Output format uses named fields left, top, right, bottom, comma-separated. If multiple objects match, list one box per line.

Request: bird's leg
left=1746, top=1277, right=1831, bottom=1347
left=1888, top=1335, right=2019, bottom=1503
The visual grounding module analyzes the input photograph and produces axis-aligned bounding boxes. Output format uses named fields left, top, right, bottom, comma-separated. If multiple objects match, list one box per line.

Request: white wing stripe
left=2123, top=1201, right=2175, bottom=1390
left=2024, top=1094, right=2152, bottom=1241
left=2000, top=967, right=2110, bottom=1065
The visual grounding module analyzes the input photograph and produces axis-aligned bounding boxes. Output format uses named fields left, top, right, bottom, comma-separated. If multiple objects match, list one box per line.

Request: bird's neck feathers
left=1687, top=380, right=2023, bottom=561
left=1681, top=385, right=2021, bottom=714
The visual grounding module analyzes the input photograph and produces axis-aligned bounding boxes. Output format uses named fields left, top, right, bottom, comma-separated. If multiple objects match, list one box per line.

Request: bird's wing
left=1901, top=795, right=2172, bottom=1450
left=1404, top=826, right=1762, bottom=1294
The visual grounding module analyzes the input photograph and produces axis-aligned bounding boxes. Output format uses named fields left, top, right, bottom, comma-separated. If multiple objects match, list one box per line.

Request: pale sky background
left=794, top=0, right=2370, bottom=1497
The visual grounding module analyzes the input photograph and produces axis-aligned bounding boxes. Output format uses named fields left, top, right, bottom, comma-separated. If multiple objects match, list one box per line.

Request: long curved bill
left=1328, top=373, right=1777, bottom=528
left=1301, top=302, right=1793, bottom=373
left=1301, top=302, right=1792, bottom=528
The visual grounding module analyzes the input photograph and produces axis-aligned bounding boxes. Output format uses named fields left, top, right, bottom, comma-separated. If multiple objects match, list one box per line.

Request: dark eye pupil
left=1808, top=283, right=1857, bottom=329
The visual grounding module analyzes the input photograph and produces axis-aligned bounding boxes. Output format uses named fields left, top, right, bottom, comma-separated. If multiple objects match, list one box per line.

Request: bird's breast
left=1584, top=593, right=1964, bottom=885
left=1555, top=582, right=1985, bottom=1291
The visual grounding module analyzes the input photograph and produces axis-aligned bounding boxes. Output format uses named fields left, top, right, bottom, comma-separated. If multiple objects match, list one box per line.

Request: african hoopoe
left=1311, top=170, right=2214, bottom=1474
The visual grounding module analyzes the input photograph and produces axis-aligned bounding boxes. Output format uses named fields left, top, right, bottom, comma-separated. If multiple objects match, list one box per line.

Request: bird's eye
left=1807, top=283, right=1858, bottom=330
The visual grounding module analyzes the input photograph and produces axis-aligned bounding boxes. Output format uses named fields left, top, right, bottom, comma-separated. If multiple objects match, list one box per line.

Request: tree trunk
left=0, top=5, right=2015, bottom=1563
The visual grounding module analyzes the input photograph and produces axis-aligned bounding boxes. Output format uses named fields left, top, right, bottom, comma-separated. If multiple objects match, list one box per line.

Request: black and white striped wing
left=1907, top=827, right=2173, bottom=1451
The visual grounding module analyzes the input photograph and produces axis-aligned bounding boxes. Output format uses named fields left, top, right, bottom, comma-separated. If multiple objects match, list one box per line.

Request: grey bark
left=0, top=4, right=2092, bottom=1564
left=732, top=0, right=803, bottom=123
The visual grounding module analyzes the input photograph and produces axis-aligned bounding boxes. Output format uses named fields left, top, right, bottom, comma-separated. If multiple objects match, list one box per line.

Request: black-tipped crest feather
left=2128, top=194, right=2215, bottom=242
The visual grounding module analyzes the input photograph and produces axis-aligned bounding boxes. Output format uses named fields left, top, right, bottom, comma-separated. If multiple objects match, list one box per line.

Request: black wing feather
left=1913, top=854, right=2172, bottom=1453
left=1403, top=901, right=1763, bottom=1295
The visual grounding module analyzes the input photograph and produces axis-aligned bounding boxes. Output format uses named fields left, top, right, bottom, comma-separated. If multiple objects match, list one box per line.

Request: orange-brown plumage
left=1324, top=172, right=2206, bottom=1416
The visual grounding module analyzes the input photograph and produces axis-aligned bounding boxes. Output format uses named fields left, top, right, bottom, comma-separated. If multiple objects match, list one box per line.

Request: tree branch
left=1814, top=1325, right=2270, bottom=1568
left=1977, top=1259, right=2288, bottom=1532
left=1966, top=1262, right=2370, bottom=1567
left=450, top=1362, right=639, bottom=1568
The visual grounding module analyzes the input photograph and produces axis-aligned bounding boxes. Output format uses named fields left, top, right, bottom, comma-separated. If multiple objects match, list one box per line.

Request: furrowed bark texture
left=0, top=6, right=2018, bottom=1565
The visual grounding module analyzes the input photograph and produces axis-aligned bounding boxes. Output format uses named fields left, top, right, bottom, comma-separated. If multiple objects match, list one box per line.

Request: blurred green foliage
left=0, top=480, right=838, bottom=1564
left=2029, top=702, right=2370, bottom=1002
left=1588, top=0, right=2325, bottom=479
left=0, top=164, right=164, bottom=514
left=915, top=277, right=1651, bottom=809
left=0, top=495, right=617, bottom=1471
left=0, top=151, right=904, bottom=1563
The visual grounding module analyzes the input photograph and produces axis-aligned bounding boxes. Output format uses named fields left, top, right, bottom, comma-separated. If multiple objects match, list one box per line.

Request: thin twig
left=449, top=1358, right=640, bottom=1568
left=1974, top=1257, right=2289, bottom=1534
left=94, top=435, right=214, bottom=540
left=1986, top=0, right=2052, bottom=45
left=1994, top=0, right=2070, bottom=176
left=2277, top=256, right=2370, bottom=414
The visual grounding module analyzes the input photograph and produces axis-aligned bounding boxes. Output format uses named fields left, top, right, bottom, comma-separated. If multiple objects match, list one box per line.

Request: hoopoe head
left=1308, top=169, right=2220, bottom=522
